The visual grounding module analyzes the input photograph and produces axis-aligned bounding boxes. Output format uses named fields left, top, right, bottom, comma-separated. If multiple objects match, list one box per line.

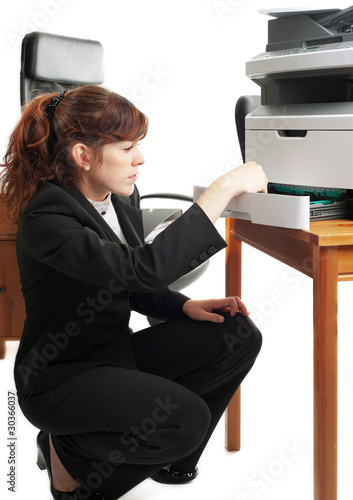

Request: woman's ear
left=71, top=143, right=92, bottom=171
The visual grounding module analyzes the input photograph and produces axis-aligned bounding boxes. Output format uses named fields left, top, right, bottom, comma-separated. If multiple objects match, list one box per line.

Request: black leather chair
left=20, top=31, right=209, bottom=323
left=235, top=95, right=261, bottom=162
left=20, top=31, right=105, bottom=106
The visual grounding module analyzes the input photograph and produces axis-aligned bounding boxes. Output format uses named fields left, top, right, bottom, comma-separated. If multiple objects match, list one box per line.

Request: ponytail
left=1, top=93, right=60, bottom=223
left=1, top=85, right=148, bottom=223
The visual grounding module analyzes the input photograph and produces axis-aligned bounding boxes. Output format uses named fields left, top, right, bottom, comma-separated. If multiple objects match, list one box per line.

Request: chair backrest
left=20, top=31, right=105, bottom=106
left=235, top=95, right=261, bottom=162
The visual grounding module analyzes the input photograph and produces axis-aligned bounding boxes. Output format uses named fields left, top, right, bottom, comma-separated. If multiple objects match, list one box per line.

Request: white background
left=0, top=1, right=353, bottom=499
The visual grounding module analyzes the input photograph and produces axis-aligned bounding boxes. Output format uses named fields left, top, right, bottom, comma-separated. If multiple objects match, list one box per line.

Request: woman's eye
left=124, top=142, right=140, bottom=151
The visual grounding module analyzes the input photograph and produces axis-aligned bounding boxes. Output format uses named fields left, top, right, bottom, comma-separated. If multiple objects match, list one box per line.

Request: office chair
left=20, top=31, right=104, bottom=105
left=20, top=31, right=209, bottom=323
left=235, top=95, right=261, bottom=162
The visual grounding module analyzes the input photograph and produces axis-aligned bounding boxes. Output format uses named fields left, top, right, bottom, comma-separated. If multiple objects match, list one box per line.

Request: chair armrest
left=141, top=208, right=182, bottom=239
left=140, top=193, right=193, bottom=203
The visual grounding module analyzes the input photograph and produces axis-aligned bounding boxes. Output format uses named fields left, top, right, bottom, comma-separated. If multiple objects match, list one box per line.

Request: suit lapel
left=112, top=194, right=145, bottom=247
left=63, top=184, right=144, bottom=247
left=62, top=184, right=122, bottom=243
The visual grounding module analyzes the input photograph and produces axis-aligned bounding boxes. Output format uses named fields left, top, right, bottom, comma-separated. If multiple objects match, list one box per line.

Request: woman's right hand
left=196, top=161, right=268, bottom=224
left=225, top=161, right=268, bottom=197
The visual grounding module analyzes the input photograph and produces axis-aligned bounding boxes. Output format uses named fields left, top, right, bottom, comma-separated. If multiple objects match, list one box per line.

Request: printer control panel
left=251, top=40, right=353, bottom=60
left=247, top=40, right=353, bottom=78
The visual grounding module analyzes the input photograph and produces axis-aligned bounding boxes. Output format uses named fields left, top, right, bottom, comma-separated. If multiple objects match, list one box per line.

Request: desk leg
left=225, top=219, right=242, bottom=451
left=313, top=247, right=338, bottom=500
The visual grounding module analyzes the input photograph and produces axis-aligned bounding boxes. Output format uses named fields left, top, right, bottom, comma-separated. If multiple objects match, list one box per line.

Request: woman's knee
left=222, top=313, right=262, bottom=358
left=131, top=391, right=211, bottom=464
left=159, top=390, right=210, bottom=459
left=244, top=316, right=262, bottom=356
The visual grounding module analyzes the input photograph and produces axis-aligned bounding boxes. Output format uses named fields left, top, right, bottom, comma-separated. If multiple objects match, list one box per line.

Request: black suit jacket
left=14, top=181, right=226, bottom=394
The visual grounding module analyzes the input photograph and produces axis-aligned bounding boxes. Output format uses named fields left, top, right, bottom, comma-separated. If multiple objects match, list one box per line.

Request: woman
left=1, top=85, right=267, bottom=500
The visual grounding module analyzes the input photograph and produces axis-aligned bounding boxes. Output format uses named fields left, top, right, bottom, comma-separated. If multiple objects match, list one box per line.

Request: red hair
left=1, top=85, right=148, bottom=223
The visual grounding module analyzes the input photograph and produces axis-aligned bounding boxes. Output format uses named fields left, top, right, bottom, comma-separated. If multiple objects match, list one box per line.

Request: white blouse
left=88, top=193, right=128, bottom=245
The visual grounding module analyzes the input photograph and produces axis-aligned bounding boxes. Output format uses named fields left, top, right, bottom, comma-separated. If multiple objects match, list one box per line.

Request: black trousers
left=18, top=312, right=262, bottom=500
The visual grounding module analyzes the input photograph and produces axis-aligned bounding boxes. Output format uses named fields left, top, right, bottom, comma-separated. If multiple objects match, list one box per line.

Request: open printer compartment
left=240, top=102, right=353, bottom=229
left=221, top=8, right=353, bottom=230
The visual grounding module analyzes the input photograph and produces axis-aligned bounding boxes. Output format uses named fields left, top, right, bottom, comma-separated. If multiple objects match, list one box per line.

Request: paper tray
left=193, top=186, right=310, bottom=229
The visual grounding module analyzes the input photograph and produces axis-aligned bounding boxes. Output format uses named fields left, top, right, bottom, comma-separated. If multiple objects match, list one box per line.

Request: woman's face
left=79, top=140, right=145, bottom=201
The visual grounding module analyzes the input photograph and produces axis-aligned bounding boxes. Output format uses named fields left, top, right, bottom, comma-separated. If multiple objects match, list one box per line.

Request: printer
left=196, top=6, right=353, bottom=230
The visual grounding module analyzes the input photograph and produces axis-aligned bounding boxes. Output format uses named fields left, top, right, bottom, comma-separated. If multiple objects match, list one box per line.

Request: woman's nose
left=133, top=149, right=145, bottom=166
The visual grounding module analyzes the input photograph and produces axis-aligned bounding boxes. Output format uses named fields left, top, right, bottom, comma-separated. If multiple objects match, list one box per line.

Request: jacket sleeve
left=128, top=187, right=193, bottom=320
left=19, top=189, right=227, bottom=295
left=129, top=287, right=190, bottom=321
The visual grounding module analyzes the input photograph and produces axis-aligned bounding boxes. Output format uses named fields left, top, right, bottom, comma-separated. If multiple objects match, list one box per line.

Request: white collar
left=88, top=193, right=112, bottom=212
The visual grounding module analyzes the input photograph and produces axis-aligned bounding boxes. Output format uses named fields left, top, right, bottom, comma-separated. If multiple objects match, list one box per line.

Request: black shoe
left=36, top=431, right=104, bottom=500
left=150, top=465, right=198, bottom=484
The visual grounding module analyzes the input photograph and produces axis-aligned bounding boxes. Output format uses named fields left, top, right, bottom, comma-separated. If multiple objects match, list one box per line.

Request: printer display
left=243, top=6, right=353, bottom=228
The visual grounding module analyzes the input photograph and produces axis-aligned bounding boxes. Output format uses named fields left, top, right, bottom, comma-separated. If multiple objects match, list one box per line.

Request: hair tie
left=45, top=90, right=68, bottom=118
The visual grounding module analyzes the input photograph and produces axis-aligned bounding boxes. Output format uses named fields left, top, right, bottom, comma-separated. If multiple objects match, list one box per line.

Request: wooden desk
left=0, top=197, right=25, bottom=359
left=225, top=217, right=353, bottom=500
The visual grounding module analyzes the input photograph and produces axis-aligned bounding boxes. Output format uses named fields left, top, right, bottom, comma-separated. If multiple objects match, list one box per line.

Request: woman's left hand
left=182, top=296, right=249, bottom=323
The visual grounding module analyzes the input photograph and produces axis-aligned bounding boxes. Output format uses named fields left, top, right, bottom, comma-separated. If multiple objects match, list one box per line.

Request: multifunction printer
left=196, top=6, right=353, bottom=229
